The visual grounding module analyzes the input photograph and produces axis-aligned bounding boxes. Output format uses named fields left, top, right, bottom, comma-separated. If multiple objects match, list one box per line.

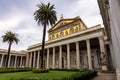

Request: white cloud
left=0, top=0, right=103, bottom=51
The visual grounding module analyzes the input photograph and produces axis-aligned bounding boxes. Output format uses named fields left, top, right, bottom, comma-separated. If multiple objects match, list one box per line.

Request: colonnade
left=0, top=54, right=26, bottom=68
left=27, top=37, right=106, bottom=69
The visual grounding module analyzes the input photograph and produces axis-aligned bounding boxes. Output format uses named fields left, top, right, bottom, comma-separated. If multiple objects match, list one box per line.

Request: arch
left=75, top=27, right=79, bottom=32
left=60, top=31, right=64, bottom=37
left=49, top=36, right=51, bottom=40
left=70, top=27, right=74, bottom=34
left=65, top=30, right=68, bottom=35
left=52, top=35, right=55, bottom=39
left=56, top=34, right=59, bottom=38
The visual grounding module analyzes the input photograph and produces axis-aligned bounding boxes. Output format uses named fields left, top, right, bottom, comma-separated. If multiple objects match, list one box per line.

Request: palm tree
left=2, top=31, right=19, bottom=68
left=34, top=2, right=57, bottom=68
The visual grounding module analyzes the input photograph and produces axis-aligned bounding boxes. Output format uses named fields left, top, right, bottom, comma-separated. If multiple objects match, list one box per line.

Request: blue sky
left=0, top=0, right=103, bottom=51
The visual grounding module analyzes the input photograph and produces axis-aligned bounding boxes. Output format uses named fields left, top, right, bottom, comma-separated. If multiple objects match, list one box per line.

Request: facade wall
left=26, top=16, right=112, bottom=71
left=27, top=26, right=109, bottom=70
left=97, top=0, right=120, bottom=80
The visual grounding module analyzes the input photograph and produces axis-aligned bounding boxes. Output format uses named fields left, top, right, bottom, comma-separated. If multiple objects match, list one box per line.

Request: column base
left=101, top=65, right=108, bottom=71
left=116, top=68, right=120, bottom=80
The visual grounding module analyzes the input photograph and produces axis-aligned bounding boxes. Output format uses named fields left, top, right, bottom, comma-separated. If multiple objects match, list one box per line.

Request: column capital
left=98, top=36, right=104, bottom=40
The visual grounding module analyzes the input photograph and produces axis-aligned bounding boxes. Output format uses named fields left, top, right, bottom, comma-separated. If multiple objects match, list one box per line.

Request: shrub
left=49, top=68, right=80, bottom=72
left=32, top=68, right=49, bottom=73
left=60, top=69, right=97, bottom=80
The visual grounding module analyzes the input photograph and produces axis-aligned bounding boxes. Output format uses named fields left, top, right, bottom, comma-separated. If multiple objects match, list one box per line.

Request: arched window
left=49, top=36, right=51, bottom=40
left=56, top=34, right=59, bottom=38
left=52, top=35, right=55, bottom=39
left=70, top=28, right=74, bottom=34
left=65, top=30, right=68, bottom=35
left=75, top=27, right=79, bottom=32
left=60, top=31, right=64, bottom=37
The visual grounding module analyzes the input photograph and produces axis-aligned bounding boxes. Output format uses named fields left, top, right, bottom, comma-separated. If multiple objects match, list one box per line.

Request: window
left=52, top=35, right=55, bottom=39
left=75, top=27, right=79, bottom=32
left=70, top=28, right=74, bottom=34
left=56, top=34, right=59, bottom=38
left=49, top=36, right=51, bottom=40
left=65, top=30, right=68, bottom=35
left=60, top=32, right=64, bottom=37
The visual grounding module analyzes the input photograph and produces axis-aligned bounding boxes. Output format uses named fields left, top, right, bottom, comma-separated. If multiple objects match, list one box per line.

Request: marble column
left=98, top=37, right=106, bottom=54
left=29, top=52, right=32, bottom=67
left=37, top=50, right=40, bottom=68
left=86, top=39, right=92, bottom=69
left=14, top=55, right=17, bottom=68
left=67, top=44, right=70, bottom=69
left=33, top=51, right=36, bottom=68
left=26, top=53, right=29, bottom=67
left=52, top=47, right=55, bottom=69
left=0, top=54, right=4, bottom=67
left=98, top=37, right=107, bottom=70
left=20, top=56, right=23, bottom=67
left=76, top=42, right=80, bottom=69
left=59, top=45, right=62, bottom=69
left=8, top=55, right=11, bottom=67
left=47, top=48, right=49, bottom=69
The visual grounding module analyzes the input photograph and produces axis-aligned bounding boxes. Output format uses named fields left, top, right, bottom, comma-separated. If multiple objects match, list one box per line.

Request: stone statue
left=100, top=52, right=106, bottom=64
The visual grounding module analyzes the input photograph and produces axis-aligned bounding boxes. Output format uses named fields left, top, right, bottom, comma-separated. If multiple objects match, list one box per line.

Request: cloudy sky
left=0, top=0, right=103, bottom=51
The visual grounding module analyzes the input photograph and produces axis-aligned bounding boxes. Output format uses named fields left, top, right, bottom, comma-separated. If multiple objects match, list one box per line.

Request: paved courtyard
left=91, top=71, right=117, bottom=80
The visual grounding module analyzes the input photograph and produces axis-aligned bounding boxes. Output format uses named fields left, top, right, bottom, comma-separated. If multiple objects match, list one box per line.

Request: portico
left=0, top=49, right=26, bottom=68
left=27, top=16, right=107, bottom=70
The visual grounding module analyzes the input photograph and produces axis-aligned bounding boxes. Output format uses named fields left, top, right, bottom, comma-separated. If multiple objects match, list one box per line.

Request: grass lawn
left=0, top=71, right=78, bottom=80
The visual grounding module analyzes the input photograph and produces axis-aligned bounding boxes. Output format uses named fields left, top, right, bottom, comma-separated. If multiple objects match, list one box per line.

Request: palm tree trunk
left=41, top=20, right=47, bottom=69
left=5, top=42, right=12, bottom=68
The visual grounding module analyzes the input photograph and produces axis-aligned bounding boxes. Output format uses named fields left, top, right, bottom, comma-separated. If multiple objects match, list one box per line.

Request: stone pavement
left=91, top=71, right=117, bottom=80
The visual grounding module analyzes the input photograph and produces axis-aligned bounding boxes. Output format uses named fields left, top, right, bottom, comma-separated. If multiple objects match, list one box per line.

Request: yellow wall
left=49, top=24, right=81, bottom=40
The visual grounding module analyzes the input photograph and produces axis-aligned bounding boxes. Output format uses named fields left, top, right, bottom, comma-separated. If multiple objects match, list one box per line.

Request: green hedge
left=60, top=70, right=97, bottom=80
left=49, top=68, right=80, bottom=71
left=0, top=68, right=32, bottom=73
left=32, top=68, right=49, bottom=73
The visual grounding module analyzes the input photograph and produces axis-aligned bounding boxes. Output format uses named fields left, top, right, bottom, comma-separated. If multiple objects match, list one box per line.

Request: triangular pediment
left=48, top=17, right=80, bottom=32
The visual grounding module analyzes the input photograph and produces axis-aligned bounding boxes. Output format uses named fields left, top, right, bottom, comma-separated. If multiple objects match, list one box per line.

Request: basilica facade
left=26, top=16, right=112, bottom=70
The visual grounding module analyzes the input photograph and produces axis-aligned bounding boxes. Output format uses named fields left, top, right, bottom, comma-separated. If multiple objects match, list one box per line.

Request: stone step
left=91, top=72, right=117, bottom=80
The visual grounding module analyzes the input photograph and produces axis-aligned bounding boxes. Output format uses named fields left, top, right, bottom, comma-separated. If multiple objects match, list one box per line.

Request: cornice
left=28, top=24, right=102, bottom=50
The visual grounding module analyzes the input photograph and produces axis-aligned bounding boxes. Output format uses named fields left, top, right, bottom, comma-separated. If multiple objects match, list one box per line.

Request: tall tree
left=2, top=31, right=19, bottom=68
left=34, top=2, right=57, bottom=68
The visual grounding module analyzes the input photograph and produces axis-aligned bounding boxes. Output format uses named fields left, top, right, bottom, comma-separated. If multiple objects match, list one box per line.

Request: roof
left=48, top=16, right=87, bottom=32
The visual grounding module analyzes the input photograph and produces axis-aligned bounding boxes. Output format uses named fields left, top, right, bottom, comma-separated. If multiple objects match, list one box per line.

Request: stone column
left=33, top=51, right=36, bottom=68
left=86, top=39, right=92, bottom=69
left=0, top=54, right=4, bottom=67
left=47, top=48, right=49, bottom=69
left=52, top=47, right=55, bottom=69
left=37, top=50, right=40, bottom=68
left=14, top=55, right=17, bottom=68
left=76, top=42, right=80, bottom=69
left=67, top=44, right=70, bottom=69
left=29, top=52, right=32, bottom=67
left=26, top=53, right=29, bottom=67
left=59, top=45, right=62, bottom=69
left=98, top=37, right=107, bottom=70
left=8, top=55, right=11, bottom=67
left=99, top=37, right=106, bottom=53
left=20, top=56, right=23, bottom=67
